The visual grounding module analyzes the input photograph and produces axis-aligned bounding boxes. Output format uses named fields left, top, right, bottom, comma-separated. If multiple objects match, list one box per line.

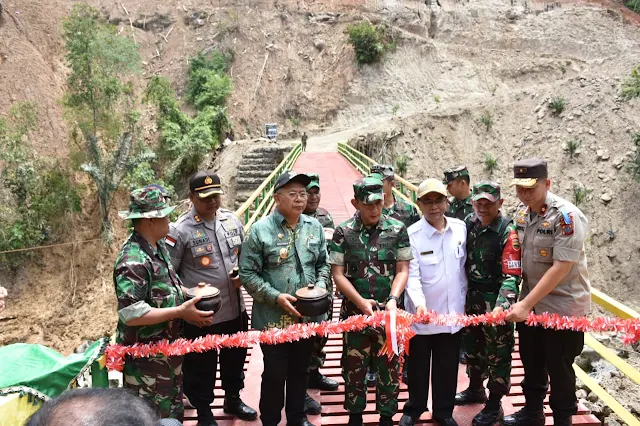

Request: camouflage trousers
left=124, top=354, right=184, bottom=420
left=463, top=288, right=514, bottom=396
left=342, top=327, right=400, bottom=416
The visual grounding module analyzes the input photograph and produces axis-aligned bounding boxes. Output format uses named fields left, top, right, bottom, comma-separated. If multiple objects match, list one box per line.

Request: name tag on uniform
left=276, top=241, right=289, bottom=247
left=420, top=250, right=434, bottom=256
left=229, top=236, right=242, bottom=246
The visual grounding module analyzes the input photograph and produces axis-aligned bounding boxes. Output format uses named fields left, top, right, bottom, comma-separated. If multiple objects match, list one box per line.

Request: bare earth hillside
left=1, top=1, right=640, bottom=419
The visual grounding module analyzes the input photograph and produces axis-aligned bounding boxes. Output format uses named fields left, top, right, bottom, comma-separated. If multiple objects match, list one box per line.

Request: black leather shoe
left=196, top=409, right=218, bottom=426
left=433, top=416, right=459, bottom=426
left=223, top=395, right=258, bottom=421
left=501, top=407, right=545, bottom=426
left=473, top=405, right=504, bottom=426
left=553, top=416, right=573, bottom=426
left=455, top=387, right=487, bottom=405
left=308, top=371, right=339, bottom=391
left=304, top=393, right=322, bottom=415
left=287, top=420, right=316, bottom=426
left=348, top=413, right=363, bottom=426
left=399, top=414, right=416, bottom=426
left=365, top=369, right=377, bottom=387
left=380, top=415, right=394, bottom=426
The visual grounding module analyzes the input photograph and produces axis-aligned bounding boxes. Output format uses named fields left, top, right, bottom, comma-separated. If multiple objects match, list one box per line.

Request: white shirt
left=406, top=216, right=468, bottom=335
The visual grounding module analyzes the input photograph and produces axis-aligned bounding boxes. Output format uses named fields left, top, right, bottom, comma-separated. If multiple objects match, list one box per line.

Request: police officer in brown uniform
left=167, top=172, right=257, bottom=426
left=504, top=159, right=590, bottom=426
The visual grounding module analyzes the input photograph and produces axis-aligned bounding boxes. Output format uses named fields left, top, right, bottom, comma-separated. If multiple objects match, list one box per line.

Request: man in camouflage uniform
left=329, top=176, right=412, bottom=426
left=302, top=173, right=338, bottom=414
left=239, top=171, right=329, bottom=426
left=167, top=171, right=257, bottom=426
left=301, top=132, right=308, bottom=152
left=443, top=165, right=474, bottom=364
left=370, top=163, right=421, bottom=228
left=454, top=182, right=522, bottom=426
left=114, top=187, right=214, bottom=420
left=444, top=166, right=474, bottom=221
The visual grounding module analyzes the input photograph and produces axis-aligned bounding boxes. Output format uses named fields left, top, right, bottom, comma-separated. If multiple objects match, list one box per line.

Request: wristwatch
left=385, top=295, right=401, bottom=304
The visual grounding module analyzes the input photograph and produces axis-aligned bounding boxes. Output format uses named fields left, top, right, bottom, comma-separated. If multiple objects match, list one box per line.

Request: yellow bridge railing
left=235, top=143, right=303, bottom=231
left=338, top=141, right=640, bottom=425
left=338, top=142, right=418, bottom=207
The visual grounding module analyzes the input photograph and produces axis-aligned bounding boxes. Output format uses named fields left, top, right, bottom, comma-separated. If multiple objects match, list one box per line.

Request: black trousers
left=260, top=338, right=314, bottom=425
left=517, top=323, right=584, bottom=418
left=404, top=332, right=462, bottom=419
left=183, top=311, right=249, bottom=410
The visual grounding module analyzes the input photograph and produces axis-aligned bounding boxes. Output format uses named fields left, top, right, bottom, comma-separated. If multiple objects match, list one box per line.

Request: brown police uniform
left=505, top=158, right=591, bottom=426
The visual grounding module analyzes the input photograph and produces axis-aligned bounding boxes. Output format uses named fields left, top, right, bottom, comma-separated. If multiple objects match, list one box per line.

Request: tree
left=62, top=3, right=143, bottom=240
left=0, top=102, right=81, bottom=267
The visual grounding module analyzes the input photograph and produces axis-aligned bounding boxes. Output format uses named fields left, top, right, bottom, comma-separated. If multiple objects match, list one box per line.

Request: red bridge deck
left=184, top=153, right=599, bottom=425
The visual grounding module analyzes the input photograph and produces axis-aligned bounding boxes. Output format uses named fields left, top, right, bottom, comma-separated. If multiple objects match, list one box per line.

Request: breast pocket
left=419, top=253, right=439, bottom=282
left=150, top=289, right=176, bottom=308
left=226, top=236, right=242, bottom=262
left=533, top=245, right=553, bottom=263
left=192, top=244, right=217, bottom=270
left=376, top=250, right=396, bottom=277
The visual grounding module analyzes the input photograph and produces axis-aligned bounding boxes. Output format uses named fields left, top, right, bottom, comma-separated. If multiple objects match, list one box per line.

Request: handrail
left=591, top=288, right=639, bottom=319
left=235, top=143, right=302, bottom=226
left=338, top=142, right=419, bottom=205
left=583, top=334, right=640, bottom=385
left=574, top=366, right=640, bottom=426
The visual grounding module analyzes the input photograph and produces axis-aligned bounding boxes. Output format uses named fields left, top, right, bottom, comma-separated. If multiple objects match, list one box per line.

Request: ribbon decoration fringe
left=106, top=310, right=640, bottom=372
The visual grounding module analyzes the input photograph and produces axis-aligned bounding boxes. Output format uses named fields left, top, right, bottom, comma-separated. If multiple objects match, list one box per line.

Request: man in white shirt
left=399, top=178, right=468, bottom=426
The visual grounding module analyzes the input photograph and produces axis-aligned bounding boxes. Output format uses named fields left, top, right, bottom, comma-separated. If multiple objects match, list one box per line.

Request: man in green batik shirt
left=302, top=172, right=339, bottom=415
left=239, top=171, right=329, bottom=426
left=454, top=181, right=521, bottom=426
left=114, top=186, right=213, bottom=420
left=329, top=176, right=412, bottom=426
left=370, top=163, right=420, bottom=229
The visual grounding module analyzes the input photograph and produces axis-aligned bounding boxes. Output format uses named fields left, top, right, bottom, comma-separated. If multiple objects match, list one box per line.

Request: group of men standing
left=113, top=155, right=590, bottom=426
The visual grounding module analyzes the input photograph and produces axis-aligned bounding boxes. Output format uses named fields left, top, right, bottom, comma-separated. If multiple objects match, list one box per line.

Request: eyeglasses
left=278, top=191, right=309, bottom=199
left=419, top=197, right=447, bottom=206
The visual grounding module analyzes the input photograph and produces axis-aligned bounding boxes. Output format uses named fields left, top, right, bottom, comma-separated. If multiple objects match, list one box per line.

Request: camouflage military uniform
left=464, top=211, right=521, bottom=397
left=383, top=196, right=421, bottom=229
left=328, top=180, right=413, bottom=416
left=306, top=207, right=335, bottom=229
left=446, top=194, right=473, bottom=221
left=114, top=187, right=184, bottom=420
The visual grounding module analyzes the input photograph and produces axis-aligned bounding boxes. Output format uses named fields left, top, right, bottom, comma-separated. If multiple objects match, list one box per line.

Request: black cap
left=190, top=171, right=224, bottom=198
left=511, top=158, right=548, bottom=188
left=274, top=170, right=312, bottom=192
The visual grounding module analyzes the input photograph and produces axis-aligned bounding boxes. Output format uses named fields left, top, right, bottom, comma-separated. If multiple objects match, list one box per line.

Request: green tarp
left=0, top=338, right=109, bottom=400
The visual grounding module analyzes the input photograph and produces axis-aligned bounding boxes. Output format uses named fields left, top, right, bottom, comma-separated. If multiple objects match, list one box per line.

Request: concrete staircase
left=234, top=145, right=292, bottom=210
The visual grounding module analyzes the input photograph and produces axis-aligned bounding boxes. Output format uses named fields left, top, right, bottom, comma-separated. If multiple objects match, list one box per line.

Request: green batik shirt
left=446, top=194, right=474, bottom=221
left=305, top=207, right=335, bottom=229
left=328, top=213, right=412, bottom=312
left=464, top=213, right=521, bottom=310
left=114, top=232, right=184, bottom=346
left=239, top=209, right=330, bottom=330
left=383, top=196, right=421, bottom=229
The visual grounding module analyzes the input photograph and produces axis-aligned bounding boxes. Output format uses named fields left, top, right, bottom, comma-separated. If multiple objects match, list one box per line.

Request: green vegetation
left=572, top=184, right=592, bottom=206
left=290, top=117, right=301, bottom=128
left=144, top=50, right=232, bottom=190
left=391, top=104, right=400, bottom=116
left=625, top=0, right=640, bottom=14
left=549, top=97, right=566, bottom=115
left=0, top=103, right=81, bottom=266
left=483, top=152, right=498, bottom=177
left=62, top=4, right=147, bottom=240
left=395, top=154, right=410, bottom=177
left=433, top=95, right=441, bottom=104
left=561, top=64, right=567, bottom=75
left=347, top=21, right=394, bottom=65
left=621, top=66, right=640, bottom=101
left=565, top=139, right=580, bottom=159
left=479, top=111, right=493, bottom=131
left=628, top=132, right=640, bottom=182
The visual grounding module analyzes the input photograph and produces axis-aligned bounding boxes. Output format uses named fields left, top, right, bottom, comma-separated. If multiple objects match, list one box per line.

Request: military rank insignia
left=560, top=210, right=574, bottom=236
